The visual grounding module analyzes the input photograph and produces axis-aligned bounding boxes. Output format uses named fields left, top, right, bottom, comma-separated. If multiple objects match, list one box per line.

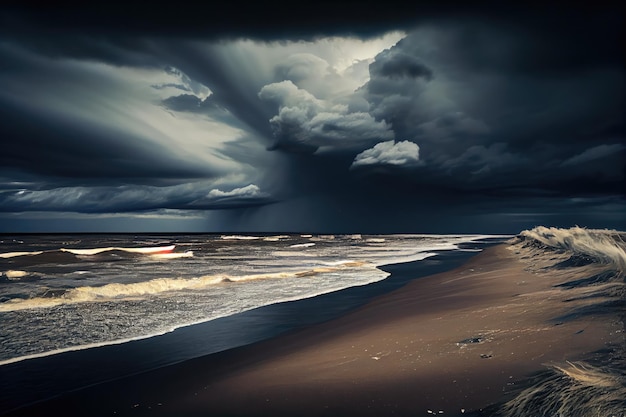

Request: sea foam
left=60, top=245, right=176, bottom=256
left=2, top=270, right=29, bottom=280
left=0, top=261, right=379, bottom=312
left=0, top=251, right=44, bottom=259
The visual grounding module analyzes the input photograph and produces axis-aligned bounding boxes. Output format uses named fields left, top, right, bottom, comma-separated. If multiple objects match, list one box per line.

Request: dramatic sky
left=0, top=4, right=623, bottom=233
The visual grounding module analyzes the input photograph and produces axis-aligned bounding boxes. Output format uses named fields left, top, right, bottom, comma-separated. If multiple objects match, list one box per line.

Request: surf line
left=60, top=245, right=176, bottom=256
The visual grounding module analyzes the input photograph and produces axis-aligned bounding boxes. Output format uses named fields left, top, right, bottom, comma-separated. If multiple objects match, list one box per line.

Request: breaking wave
left=148, top=251, right=194, bottom=259
left=60, top=245, right=176, bottom=256
left=0, top=261, right=379, bottom=312
left=0, top=251, right=44, bottom=259
left=220, top=235, right=262, bottom=240
left=2, top=270, right=28, bottom=280
left=0, top=245, right=189, bottom=265
left=289, top=243, right=315, bottom=248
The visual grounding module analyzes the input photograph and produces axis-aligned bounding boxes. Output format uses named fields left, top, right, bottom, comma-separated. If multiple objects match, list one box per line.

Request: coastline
left=0, top=243, right=488, bottom=414
left=7, top=240, right=624, bottom=416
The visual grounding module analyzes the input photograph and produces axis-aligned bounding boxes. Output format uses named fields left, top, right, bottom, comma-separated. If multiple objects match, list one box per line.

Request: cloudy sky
left=0, top=3, right=623, bottom=233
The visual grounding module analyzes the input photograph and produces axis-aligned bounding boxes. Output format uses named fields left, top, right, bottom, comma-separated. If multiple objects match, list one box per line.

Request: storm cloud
left=258, top=80, right=395, bottom=153
left=0, top=4, right=623, bottom=232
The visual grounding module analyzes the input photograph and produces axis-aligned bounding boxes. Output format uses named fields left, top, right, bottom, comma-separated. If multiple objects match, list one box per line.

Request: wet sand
left=8, top=243, right=624, bottom=416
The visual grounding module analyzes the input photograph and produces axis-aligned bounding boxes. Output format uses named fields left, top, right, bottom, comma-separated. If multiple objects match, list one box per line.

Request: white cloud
left=189, top=184, right=272, bottom=208
left=259, top=80, right=327, bottom=112
left=351, top=140, right=421, bottom=168
left=259, top=80, right=395, bottom=152
left=207, top=184, right=265, bottom=199
left=186, top=32, right=405, bottom=104
left=274, top=53, right=341, bottom=98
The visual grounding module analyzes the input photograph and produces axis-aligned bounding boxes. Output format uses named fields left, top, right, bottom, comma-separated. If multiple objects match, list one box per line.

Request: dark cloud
left=0, top=183, right=276, bottom=213
left=349, top=18, right=625, bottom=200
left=0, top=99, right=211, bottom=183
left=161, top=94, right=226, bottom=116
left=155, top=43, right=277, bottom=140
left=1, top=2, right=619, bottom=42
left=561, top=144, right=626, bottom=168
left=0, top=3, right=623, bottom=232
left=0, top=3, right=486, bottom=40
left=369, top=50, right=433, bottom=80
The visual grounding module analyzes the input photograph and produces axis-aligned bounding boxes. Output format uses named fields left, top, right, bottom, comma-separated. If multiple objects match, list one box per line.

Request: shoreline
left=5, top=241, right=623, bottom=416
left=0, top=243, right=489, bottom=414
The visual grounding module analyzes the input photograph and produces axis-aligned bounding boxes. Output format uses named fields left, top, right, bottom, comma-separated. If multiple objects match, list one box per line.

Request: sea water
left=0, top=233, right=501, bottom=366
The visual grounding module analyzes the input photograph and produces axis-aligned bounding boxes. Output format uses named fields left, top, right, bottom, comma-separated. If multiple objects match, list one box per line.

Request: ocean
left=0, top=233, right=507, bottom=412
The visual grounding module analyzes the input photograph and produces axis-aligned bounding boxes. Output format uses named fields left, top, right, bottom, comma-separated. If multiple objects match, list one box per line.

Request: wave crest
left=0, top=261, right=381, bottom=312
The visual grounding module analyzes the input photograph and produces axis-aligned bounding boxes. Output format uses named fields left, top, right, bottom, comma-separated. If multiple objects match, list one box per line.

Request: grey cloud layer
left=352, top=24, right=624, bottom=194
left=0, top=5, right=623, bottom=229
left=0, top=183, right=274, bottom=213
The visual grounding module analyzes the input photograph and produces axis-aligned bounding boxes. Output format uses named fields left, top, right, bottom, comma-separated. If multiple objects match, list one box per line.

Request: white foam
left=311, top=235, right=335, bottom=240
left=289, top=243, right=316, bottom=248
left=360, top=243, right=460, bottom=253
left=0, top=251, right=44, bottom=258
left=0, top=264, right=391, bottom=367
left=3, top=270, right=28, bottom=280
left=271, top=251, right=320, bottom=257
left=220, top=235, right=261, bottom=240
left=263, top=235, right=290, bottom=241
left=149, top=251, right=194, bottom=259
left=60, top=245, right=175, bottom=256
left=0, top=261, right=378, bottom=312
left=321, top=259, right=360, bottom=266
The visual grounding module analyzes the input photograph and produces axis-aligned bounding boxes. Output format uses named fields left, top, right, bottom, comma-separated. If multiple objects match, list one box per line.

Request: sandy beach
left=7, top=241, right=625, bottom=416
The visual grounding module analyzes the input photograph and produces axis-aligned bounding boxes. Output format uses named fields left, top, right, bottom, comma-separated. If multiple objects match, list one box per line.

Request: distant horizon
left=0, top=224, right=622, bottom=236
left=0, top=231, right=517, bottom=236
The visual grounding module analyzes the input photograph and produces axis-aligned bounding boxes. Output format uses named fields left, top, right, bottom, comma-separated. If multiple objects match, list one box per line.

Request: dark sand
left=7, top=244, right=624, bottom=416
